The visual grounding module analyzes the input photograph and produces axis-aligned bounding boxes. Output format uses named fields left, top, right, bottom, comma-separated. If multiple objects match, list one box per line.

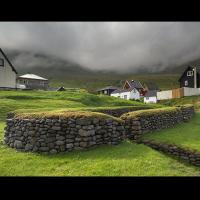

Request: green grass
left=0, top=90, right=155, bottom=121
left=142, top=112, right=200, bottom=152
left=160, top=96, right=200, bottom=110
left=1, top=90, right=200, bottom=176
left=0, top=123, right=200, bottom=176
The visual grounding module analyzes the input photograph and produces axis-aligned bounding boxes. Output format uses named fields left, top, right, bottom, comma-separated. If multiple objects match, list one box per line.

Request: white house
left=110, top=80, right=145, bottom=100
left=111, top=88, right=140, bottom=100
left=17, top=74, right=49, bottom=90
left=144, top=90, right=157, bottom=103
left=0, top=48, right=17, bottom=89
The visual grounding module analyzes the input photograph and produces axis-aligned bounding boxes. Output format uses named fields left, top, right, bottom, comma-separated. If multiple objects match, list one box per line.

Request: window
left=146, top=97, right=149, bottom=100
left=185, top=80, right=188, bottom=86
left=124, top=95, right=127, bottom=100
left=104, top=90, right=107, bottom=94
left=0, top=58, right=4, bottom=67
left=187, top=71, right=193, bottom=76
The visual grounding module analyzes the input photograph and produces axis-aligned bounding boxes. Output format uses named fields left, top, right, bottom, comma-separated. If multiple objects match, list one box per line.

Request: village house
left=179, top=65, right=200, bottom=88
left=0, top=48, right=18, bottom=89
left=17, top=74, right=49, bottom=90
left=111, top=80, right=145, bottom=100
left=143, top=82, right=160, bottom=103
left=144, top=90, right=157, bottom=103
left=97, top=86, right=119, bottom=95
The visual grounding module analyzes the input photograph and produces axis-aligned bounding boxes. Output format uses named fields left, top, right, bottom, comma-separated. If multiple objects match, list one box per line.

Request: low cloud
left=1, top=22, right=200, bottom=72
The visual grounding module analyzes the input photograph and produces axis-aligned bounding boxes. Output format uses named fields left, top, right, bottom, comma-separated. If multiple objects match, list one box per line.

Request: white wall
left=0, top=51, right=16, bottom=88
left=144, top=96, right=157, bottom=103
left=111, top=89, right=140, bottom=100
left=183, top=87, right=200, bottom=97
left=157, top=90, right=172, bottom=100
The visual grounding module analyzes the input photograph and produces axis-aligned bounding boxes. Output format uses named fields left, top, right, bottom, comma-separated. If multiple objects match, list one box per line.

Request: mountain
left=4, top=49, right=200, bottom=91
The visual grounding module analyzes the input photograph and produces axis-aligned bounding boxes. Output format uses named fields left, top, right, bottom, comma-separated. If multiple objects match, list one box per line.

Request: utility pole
left=193, top=66, right=197, bottom=88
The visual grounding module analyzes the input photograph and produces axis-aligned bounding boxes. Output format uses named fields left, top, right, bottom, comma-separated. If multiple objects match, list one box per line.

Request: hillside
left=6, top=49, right=199, bottom=91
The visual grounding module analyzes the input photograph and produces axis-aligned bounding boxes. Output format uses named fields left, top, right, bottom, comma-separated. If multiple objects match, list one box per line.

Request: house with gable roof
left=111, top=80, right=145, bottom=100
left=0, top=48, right=18, bottom=89
left=17, top=74, right=49, bottom=90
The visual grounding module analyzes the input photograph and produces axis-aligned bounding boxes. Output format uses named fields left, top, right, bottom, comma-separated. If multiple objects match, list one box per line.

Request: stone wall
left=4, top=112, right=125, bottom=154
left=121, top=105, right=194, bottom=140
left=4, top=105, right=195, bottom=154
left=93, top=106, right=153, bottom=117
left=140, top=139, right=200, bottom=167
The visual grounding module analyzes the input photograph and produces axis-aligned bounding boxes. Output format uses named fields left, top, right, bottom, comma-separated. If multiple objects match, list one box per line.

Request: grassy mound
left=120, top=105, right=193, bottom=120
left=11, top=110, right=124, bottom=123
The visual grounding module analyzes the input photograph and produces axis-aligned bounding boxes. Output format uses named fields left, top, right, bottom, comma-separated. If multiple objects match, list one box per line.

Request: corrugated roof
left=18, top=74, right=48, bottom=81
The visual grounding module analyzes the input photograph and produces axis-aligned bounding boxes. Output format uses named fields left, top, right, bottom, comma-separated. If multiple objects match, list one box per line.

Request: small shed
left=97, top=86, right=118, bottom=96
left=57, top=86, right=66, bottom=91
left=17, top=74, right=48, bottom=90
left=144, top=90, right=157, bottom=104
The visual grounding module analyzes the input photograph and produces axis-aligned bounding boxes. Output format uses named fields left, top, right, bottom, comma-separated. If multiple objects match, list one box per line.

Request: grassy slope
left=160, top=96, right=200, bottom=110
left=0, top=90, right=153, bottom=121
left=143, top=112, right=200, bottom=152
left=50, top=74, right=180, bottom=92
left=0, top=90, right=200, bottom=175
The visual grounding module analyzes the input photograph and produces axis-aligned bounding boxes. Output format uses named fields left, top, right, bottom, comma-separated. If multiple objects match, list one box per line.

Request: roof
left=144, top=82, right=159, bottom=90
left=0, top=48, right=18, bottom=74
left=111, top=87, right=136, bottom=94
left=179, top=65, right=200, bottom=82
left=57, top=86, right=66, bottom=91
left=97, top=86, right=119, bottom=91
left=18, top=74, right=48, bottom=81
left=125, top=80, right=144, bottom=89
left=144, top=90, right=157, bottom=97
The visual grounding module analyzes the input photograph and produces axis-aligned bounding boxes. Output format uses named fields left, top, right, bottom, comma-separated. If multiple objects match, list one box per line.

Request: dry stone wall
left=140, top=140, right=200, bottom=167
left=121, top=106, right=194, bottom=140
left=4, top=112, right=125, bottom=154
left=4, top=105, right=194, bottom=154
left=93, top=106, right=153, bottom=117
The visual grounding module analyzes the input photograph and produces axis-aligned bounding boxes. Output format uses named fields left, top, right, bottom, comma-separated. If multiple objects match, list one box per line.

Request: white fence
left=157, top=90, right=172, bottom=100
left=157, top=87, right=200, bottom=100
left=183, top=87, right=200, bottom=97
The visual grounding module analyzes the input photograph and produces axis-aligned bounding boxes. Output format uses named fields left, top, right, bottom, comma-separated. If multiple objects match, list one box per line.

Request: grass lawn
left=160, top=96, right=200, bottom=110
left=1, top=121, right=200, bottom=176
left=0, top=90, right=200, bottom=176
left=0, top=90, right=159, bottom=121
left=142, top=112, right=200, bottom=152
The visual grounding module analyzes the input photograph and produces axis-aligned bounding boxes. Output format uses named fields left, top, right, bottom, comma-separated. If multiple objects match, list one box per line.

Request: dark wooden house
left=179, top=66, right=200, bottom=88
left=97, top=86, right=118, bottom=95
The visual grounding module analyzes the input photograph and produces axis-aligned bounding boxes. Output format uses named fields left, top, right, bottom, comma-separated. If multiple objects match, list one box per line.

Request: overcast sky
left=1, top=22, right=200, bottom=72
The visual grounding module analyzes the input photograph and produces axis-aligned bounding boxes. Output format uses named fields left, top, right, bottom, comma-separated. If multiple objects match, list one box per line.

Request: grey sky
left=1, top=22, right=200, bottom=72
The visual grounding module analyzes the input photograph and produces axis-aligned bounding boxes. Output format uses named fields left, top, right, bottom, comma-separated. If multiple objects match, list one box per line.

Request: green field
left=143, top=112, right=200, bottom=152
left=50, top=73, right=180, bottom=92
left=0, top=90, right=154, bottom=121
left=1, top=90, right=200, bottom=176
left=160, top=96, right=200, bottom=110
